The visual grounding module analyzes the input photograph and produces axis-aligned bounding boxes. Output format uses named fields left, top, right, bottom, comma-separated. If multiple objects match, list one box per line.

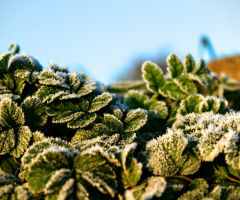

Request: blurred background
left=0, top=0, right=240, bottom=84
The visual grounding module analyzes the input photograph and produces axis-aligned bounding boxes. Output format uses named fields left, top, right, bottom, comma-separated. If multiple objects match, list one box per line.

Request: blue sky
left=0, top=0, right=240, bottom=84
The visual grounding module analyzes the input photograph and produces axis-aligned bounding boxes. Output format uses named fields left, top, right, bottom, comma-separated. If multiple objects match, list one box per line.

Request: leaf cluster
left=1, top=44, right=240, bottom=199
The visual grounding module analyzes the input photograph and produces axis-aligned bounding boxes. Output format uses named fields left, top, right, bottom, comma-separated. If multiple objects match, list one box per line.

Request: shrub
left=1, top=44, right=240, bottom=199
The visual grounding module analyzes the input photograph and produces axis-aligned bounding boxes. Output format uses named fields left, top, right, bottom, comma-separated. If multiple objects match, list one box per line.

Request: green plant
left=1, top=44, right=240, bottom=199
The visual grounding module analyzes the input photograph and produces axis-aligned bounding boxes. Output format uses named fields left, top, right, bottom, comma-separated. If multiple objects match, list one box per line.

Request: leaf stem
left=227, top=176, right=240, bottom=184
left=151, top=93, right=159, bottom=100
left=171, top=174, right=193, bottom=183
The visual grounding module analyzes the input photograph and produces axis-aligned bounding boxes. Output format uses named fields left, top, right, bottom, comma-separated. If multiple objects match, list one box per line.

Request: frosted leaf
left=67, top=113, right=97, bottom=128
left=146, top=129, right=188, bottom=176
left=0, top=94, right=20, bottom=101
left=36, top=86, right=68, bottom=104
left=159, top=77, right=196, bottom=100
left=109, top=101, right=127, bottom=120
left=207, top=185, right=224, bottom=200
left=74, top=146, right=118, bottom=198
left=72, top=135, right=107, bottom=150
left=130, top=176, right=166, bottom=200
left=124, top=108, right=147, bottom=132
left=0, top=97, right=25, bottom=128
left=8, top=53, right=42, bottom=73
left=178, top=94, right=204, bottom=115
left=145, top=99, right=168, bottom=119
left=0, top=129, right=15, bottom=155
left=39, top=69, right=69, bottom=89
left=180, top=147, right=201, bottom=175
left=76, top=80, right=96, bottom=96
left=167, top=54, right=184, bottom=78
left=192, top=58, right=212, bottom=86
left=43, top=168, right=73, bottom=198
left=32, top=131, right=45, bottom=143
left=0, top=169, right=21, bottom=185
left=124, top=90, right=149, bottom=109
left=88, top=92, right=113, bottom=113
left=184, top=54, right=195, bottom=73
left=26, top=146, right=75, bottom=192
left=197, top=125, right=225, bottom=161
left=178, top=178, right=208, bottom=200
left=223, top=129, right=240, bottom=170
left=21, top=96, right=48, bottom=128
left=10, top=126, right=32, bottom=158
left=21, top=138, right=74, bottom=170
left=0, top=52, right=11, bottom=73
left=52, top=111, right=84, bottom=124
left=124, top=190, right=135, bottom=200
left=103, top=114, right=124, bottom=133
left=124, top=90, right=168, bottom=119
left=68, top=72, right=83, bottom=92
left=142, top=61, right=165, bottom=93
left=120, top=143, right=142, bottom=189
left=0, top=184, right=35, bottom=200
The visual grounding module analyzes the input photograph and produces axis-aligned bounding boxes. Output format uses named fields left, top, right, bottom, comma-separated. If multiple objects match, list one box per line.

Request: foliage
left=1, top=44, right=240, bottom=199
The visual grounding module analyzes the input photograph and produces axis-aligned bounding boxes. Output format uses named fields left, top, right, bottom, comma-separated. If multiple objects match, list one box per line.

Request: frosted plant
left=142, top=54, right=212, bottom=100
left=72, top=107, right=147, bottom=144
left=23, top=144, right=119, bottom=199
left=36, top=69, right=113, bottom=129
left=0, top=98, right=32, bottom=158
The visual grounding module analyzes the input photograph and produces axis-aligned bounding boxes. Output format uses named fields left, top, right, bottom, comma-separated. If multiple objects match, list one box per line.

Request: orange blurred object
left=207, top=55, right=240, bottom=81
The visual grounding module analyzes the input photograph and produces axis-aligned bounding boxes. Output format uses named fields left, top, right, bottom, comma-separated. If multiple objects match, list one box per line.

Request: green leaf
left=0, top=98, right=25, bottom=128
left=197, top=125, right=225, bottom=162
left=0, top=184, right=35, bottom=200
left=178, top=94, right=203, bottom=115
left=68, top=72, right=83, bottom=92
left=142, top=61, right=165, bottom=93
left=120, top=143, right=142, bottom=189
left=104, top=114, right=124, bottom=133
left=0, top=129, right=15, bottom=155
left=145, top=99, right=168, bottom=119
left=21, top=96, right=48, bottom=128
left=128, top=176, right=167, bottom=200
left=184, top=54, right=195, bottom=73
left=27, top=146, right=75, bottom=192
left=67, top=113, right=97, bottom=128
left=124, top=109, right=147, bottom=132
left=10, top=126, right=32, bottom=158
left=124, top=90, right=149, bottom=110
left=39, top=69, right=69, bottom=89
left=167, top=54, right=184, bottom=78
left=36, top=86, right=67, bottom=104
left=74, top=146, right=118, bottom=198
left=0, top=156, right=20, bottom=175
left=178, top=178, right=208, bottom=200
left=88, top=92, right=113, bottom=113
left=0, top=52, right=11, bottom=74
left=76, top=80, right=96, bottom=96
left=146, top=130, right=188, bottom=176
left=180, top=148, right=201, bottom=175
left=8, top=53, right=42, bottom=73
left=160, top=77, right=196, bottom=100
